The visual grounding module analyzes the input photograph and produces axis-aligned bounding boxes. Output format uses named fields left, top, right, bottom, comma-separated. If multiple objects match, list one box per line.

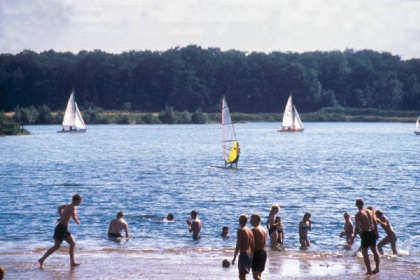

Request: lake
left=0, top=122, right=419, bottom=279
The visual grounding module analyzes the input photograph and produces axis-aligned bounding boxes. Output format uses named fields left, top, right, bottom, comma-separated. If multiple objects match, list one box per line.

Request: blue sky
left=1, top=0, right=419, bottom=59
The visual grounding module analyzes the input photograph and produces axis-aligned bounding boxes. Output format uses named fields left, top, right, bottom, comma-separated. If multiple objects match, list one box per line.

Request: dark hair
left=117, top=211, right=124, bottom=217
left=191, top=210, right=198, bottom=218
left=72, top=194, right=82, bottom=202
left=355, top=198, right=364, bottom=207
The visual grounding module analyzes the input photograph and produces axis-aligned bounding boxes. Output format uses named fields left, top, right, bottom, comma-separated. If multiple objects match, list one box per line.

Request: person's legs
left=270, top=231, right=278, bottom=248
left=38, top=239, right=62, bottom=268
left=390, top=234, right=398, bottom=255
left=361, top=248, right=372, bottom=275
left=371, top=245, right=380, bottom=274
left=390, top=239, right=398, bottom=254
left=377, top=236, right=390, bottom=255
left=252, top=270, right=261, bottom=280
left=64, top=235, right=80, bottom=266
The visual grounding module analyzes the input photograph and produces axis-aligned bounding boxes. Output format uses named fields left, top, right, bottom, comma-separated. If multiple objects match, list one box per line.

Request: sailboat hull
left=277, top=128, right=304, bottom=132
left=414, top=130, right=420, bottom=135
left=57, top=129, right=87, bottom=133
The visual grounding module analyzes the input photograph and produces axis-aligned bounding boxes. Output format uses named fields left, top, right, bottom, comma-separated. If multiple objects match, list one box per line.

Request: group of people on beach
left=36, top=194, right=398, bottom=279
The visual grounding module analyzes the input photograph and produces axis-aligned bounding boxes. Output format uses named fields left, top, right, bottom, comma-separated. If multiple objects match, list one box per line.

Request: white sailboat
left=222, top=96, right=240, bottom=168
left=277, top=95, right=304, bottom=132
left=414, top=115, right=420, bottom=135
left=57, top=90, right=87, bottom=133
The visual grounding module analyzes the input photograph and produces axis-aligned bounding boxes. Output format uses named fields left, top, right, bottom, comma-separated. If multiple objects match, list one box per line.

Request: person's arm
left=57, top=204, right=65, bottom=222
left=108, top=221, right=112, bottom=235
left=72, top=208, right=80, bottom=224
left=376, top=217, right=387, bottom=227
left=186, top=219, right=192, bottom=233
left=372, top=214, right=379, bottom=239
left=308, top=220, right=312, bottom=231
left=351, top=215, right=360, bottom=244
left=250, top=231, right=255, bottom=253
left=124, top=223, right=129, bottom=238
left=232, top=229, right=241, bottom=264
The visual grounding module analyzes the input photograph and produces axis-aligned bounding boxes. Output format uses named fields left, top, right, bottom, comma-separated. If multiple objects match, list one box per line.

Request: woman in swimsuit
left=299, top=212, right=312, bottom=249
left=266, top=204, right=280, bottom=248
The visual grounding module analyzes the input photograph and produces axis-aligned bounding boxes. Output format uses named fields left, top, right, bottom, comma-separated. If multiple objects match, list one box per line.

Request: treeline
left=1, top=45, right=420, bottom=113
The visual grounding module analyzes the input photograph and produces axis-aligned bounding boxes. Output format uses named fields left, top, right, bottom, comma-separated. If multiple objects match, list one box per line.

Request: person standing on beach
left=250, top=214, right=267, bottom=280
left=38, top=194, right=82, bottom=268
left=108, top=211, right=129, bottom=239
left=299, top=212, right=312, bottom=249
left=375, top=210, right=398, bottom=255
left=350, top=198, right=380, bottom=276
left=186, top=210, right=201, bottom=239
left=265, top=204, right=280, bottom=248
left=232, top=214, right=254, bottom=280
left=339, top=212, right=354, bottom=249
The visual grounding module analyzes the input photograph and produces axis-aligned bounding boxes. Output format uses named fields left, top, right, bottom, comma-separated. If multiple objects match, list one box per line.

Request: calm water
left=0, top=122, right=419, bottom=278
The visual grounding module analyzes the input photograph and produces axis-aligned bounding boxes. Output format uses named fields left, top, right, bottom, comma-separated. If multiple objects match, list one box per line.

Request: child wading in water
left=299, top=212, right=312, bottom=249
left=275, top=216, right=284, bottom=245
left=339, top=212, right=354, bottom=249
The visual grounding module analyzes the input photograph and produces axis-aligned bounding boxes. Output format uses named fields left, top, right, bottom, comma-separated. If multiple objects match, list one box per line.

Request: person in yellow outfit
left=227, top=141, right=240, bottom=168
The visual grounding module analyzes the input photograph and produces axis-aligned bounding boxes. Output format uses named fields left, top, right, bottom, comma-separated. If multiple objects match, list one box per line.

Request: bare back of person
left=191, top=219, right=201, bottom=238
left=355, top=209, right=373, bottom=232
left=238, top=227, right=254, bottom=253
left=251, top=226, right=267, bottom=251
left=109, top=218, right=127, bottom=234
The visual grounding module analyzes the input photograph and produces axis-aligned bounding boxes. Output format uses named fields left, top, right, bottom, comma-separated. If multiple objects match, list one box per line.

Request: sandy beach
left=2, top=247, right=419, bottom=280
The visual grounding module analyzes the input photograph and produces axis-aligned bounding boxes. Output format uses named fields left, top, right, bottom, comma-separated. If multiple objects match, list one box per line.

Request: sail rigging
left=222, top=96, right=239, bottom=167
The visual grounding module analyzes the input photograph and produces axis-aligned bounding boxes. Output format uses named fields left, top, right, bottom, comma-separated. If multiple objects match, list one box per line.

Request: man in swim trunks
left=250, top=214, right=267, bottom=280
left=186, top=210, right=201, bottom=239
left=350, top=198, right=380, bottom=276
left=38, top=194, right=82, bottom=268
left=232, top=214, right=254, bottom=280
left=108, top=211, right=129, bottom=239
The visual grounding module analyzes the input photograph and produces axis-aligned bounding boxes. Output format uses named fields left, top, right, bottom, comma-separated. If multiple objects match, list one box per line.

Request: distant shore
left=3, top=107, right=419, bottom=126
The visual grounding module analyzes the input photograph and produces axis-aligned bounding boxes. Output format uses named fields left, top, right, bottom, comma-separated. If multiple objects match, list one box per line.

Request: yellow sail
left=227, top=140, right=239, bottom=163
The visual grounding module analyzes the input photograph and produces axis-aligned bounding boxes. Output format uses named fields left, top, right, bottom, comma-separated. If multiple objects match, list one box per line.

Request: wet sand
left=2, top=248, right=419, bottom=279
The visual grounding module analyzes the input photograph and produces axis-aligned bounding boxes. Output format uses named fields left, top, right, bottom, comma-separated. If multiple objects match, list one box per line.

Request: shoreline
left=2, top=248, right=419, bottom=279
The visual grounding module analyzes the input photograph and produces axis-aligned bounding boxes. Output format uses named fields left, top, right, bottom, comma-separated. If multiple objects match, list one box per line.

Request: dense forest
left=1, top=45, right=420, bottom=113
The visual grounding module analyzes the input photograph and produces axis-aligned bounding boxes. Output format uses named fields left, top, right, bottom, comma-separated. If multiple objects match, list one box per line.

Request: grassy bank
left=3, top=107, right=419, bottom=126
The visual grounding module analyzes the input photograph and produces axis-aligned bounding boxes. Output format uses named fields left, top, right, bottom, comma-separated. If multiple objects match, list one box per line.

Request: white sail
left=278, top=94, right=304, bottom=132
left=282, top=95, right=294, bottom=128
left=415, top=115, right=420, bottom=135
left=293, top=105, right=304, bottom=130
left=74, top=102, right=87, bottom=129
left=59, top=90, right=87, bottom=133
left=221, top=96, right=238, bottom=165
left=62, top=91, right=76, bottom=127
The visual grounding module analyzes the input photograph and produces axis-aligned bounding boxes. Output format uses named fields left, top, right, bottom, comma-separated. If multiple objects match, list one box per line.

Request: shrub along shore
left=1, top=106, right=418, bottom=135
